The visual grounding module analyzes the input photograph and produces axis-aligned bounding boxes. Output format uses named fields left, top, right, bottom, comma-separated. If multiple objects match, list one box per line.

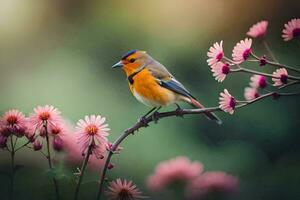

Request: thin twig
left=15, top=140, right=31, bottom=152
left=9, top=136, right=15, bottom=200
left=263, top=40, right=278, bottom=63
left=74, top=141, right=93, bottom=200
left=44, top=122, right=60, bottom=200
left=251, top=52, right=300, bottom=73
left=95, top=90, right=299, bottom=200
left=239, top=67, right=300, bottom=81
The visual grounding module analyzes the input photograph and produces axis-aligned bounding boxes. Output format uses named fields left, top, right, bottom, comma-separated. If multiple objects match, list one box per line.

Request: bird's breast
left=128, top=69, right=177, bottom=107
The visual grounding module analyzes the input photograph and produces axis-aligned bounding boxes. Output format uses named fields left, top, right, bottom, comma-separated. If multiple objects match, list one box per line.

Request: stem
left=9, top=136, right=15, bottom=200
left=278, top=81, right=300, bottom=89
left=251, top=52, right=300, bottom=73
left=239, top=67, right=300, bottom=81
left=263, top=40, right=278, bottom=63
left=74, top=141, right=93, bottom=200
left=44, top=122, right=60, bottom=200
left=266, top=60, right=300, bottom=73
left=14, top=140, right=31, bottom=152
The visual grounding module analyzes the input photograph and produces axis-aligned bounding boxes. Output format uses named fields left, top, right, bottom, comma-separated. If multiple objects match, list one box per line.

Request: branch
left=251, top=52, right=300, bottom=73
left=95, top=90, right=299, bottom=200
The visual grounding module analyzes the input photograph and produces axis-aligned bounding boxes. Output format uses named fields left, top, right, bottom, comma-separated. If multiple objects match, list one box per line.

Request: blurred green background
left=1, top=0, right=300, bottom=199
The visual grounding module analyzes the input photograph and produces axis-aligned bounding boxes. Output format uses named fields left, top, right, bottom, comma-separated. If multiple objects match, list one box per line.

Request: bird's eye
left=129, top=58, right=136, bottom=63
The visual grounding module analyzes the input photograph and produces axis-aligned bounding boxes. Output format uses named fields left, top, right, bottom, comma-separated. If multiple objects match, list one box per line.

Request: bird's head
left=112, top=50, right=151, bottom=76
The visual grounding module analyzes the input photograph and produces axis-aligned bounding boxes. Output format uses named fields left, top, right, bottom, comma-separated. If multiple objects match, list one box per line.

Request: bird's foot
left=138, top=116, right=149, bottom=127
left=175, top=104, right=184, bottom=117
left=152, top=111, right=160, bottom=123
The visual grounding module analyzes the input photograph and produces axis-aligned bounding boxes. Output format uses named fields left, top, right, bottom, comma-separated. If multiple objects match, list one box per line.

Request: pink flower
left=147, top=156, right=203, bottom=191
left=28, top=105, right=62, bottom=135
left=244, top=87, right=259, bottom=101
left=76, top=115, right=109, bottom=159
left=0, top=109, right=27, bottom=137
left=207, top=41, right=224, bottom=66
left=282, top=18, right=300, bottom=41
left=210, top=62, right=230, bottom=82
left=247, top=20, right=268, bottom=38
left=219, top=89, right=236, bottom=114
left=186, top=171, right=239, bottom=199
left=106, top=178, right=145, bottom=200
left=250, top=75, right=267, bottom=88
left=272, top=68, right=288, bottom=86
left=62, top=129, right=106, bottom=170
left=232, top=38, right=252, bottom=64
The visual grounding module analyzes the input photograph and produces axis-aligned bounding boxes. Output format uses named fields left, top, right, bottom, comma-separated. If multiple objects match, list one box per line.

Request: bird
left=112, top=50, right=222, bottom=124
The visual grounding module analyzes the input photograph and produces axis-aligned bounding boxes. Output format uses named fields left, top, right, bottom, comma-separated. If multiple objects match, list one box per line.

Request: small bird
left=112, top=50, right=222, bottom=124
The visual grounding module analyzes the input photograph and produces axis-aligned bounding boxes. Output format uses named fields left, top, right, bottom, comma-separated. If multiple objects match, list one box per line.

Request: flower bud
left=33, top=139, right=42, bottom=151
left=108, top=163, right=114, bottom=170
left=259, top=55, right=267, bottom=66
left=53, top=137, right=63, bottom=151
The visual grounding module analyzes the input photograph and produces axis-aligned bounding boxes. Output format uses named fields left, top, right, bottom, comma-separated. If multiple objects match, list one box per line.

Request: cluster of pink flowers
left=0, top=109, right=28, bottom=147
left=206, top=18, right=300, bottom=114
left=146, top=156, right=238, bottom=199
left=0, top=105, right=110, bottom=169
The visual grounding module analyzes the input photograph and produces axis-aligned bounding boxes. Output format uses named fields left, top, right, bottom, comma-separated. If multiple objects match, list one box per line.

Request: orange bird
left=112, top=50, right=222, bottom=124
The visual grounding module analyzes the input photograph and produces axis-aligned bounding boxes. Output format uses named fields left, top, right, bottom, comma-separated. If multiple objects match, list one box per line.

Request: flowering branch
left=96, top=89, right=300, bottom=200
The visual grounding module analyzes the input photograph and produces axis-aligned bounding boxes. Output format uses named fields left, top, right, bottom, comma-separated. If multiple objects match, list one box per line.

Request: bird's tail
left=189, top=98, right=222, bottom=125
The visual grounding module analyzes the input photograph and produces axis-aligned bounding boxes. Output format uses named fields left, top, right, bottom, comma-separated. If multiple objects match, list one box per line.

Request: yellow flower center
left=7, top=115, right=18, bottom=125
left=85, top=124, right=98, bottom=135
left=39, top=112, right=50, bottom=121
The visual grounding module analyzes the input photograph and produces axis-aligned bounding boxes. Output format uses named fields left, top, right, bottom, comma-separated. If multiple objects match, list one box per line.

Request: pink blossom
left=272, top=68, right=288, bottom=86
left=219, top=89, right=236, bottom=114
left=106, top=178, right=146, bottom=200
left=232, top=38, right=252, bottom=64
left=282, top=18, right=300, bottom=41
left=207, top=41, right=224, bottom=66
left=62, top=124, right=107, bottom=170
left=210, top=62, right=230, bottom=82
left=250, top=75, right=267, bottom=88
left=76, top=115, right=109, bottom=158
left=28, top=105, right=62, bottom=136
left=147, top=156, right=203, bottom=191
left=244, top=87, right=259, bottom=101
left=186, top=171, right=239, bottom=199
left=247, top=20, right=268, bottom=38
left=0, top=109, right=27, bottom=137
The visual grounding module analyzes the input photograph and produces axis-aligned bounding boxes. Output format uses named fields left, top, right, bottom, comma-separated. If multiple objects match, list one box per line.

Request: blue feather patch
left=121, top=50, right=138, bottom=60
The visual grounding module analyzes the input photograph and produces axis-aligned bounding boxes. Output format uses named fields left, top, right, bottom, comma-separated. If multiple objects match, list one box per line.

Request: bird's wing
left=160, top=78, right=196, bottom=99
left=147, top=61, right=195, bottom=99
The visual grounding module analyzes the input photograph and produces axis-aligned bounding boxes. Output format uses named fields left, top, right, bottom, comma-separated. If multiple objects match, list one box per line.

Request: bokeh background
left=0, top=0, right=300, bottom=199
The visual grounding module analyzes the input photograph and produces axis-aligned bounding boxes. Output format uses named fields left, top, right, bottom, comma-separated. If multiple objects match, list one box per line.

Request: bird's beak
left=112, top=61, right=123, bottom=68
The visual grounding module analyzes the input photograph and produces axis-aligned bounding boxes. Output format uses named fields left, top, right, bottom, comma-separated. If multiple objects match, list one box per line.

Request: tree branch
left=95, top=90, right=299, bottom=200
